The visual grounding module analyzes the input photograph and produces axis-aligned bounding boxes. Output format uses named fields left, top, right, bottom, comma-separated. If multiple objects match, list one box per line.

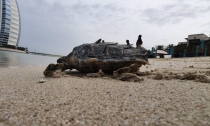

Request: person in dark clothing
left=136, top=35, right=143, bottom=48
left=126, top=40, right=130, bottom=45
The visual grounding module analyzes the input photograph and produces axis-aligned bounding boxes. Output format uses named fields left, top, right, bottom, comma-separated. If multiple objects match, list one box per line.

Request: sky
left=17, top=0, right=210, bottom=55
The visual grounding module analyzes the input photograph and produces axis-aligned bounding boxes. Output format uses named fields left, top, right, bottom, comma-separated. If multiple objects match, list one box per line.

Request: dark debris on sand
left=152, top=71, right=210, bottom=83
left=117, top=73, right=144, bottom=82
left=43, top=63, right=210, bottom=83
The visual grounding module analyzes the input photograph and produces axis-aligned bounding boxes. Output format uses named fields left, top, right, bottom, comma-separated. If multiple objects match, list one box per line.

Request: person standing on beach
left=126, top=40, right=130, bottom=45
left=136, top=35, right=143, bottom=48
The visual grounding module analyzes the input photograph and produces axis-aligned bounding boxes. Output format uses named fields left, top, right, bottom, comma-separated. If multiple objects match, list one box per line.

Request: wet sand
left=0, top=57, right=210, bottom=125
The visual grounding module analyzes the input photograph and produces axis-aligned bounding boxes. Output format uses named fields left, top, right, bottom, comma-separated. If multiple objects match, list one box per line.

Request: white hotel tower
left=0, top=0, right=21, bottom=47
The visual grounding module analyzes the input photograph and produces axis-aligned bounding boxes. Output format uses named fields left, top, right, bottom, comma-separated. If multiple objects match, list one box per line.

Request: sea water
left=0, top=50, right=59, bottom=68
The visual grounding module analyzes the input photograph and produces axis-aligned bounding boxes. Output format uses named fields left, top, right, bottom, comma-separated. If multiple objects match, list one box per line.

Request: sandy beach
left=0, top=57, right=210, bottom=126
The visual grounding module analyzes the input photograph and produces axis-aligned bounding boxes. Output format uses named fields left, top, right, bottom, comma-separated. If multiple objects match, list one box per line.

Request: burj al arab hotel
left=0, top=0, right=21, bottom=47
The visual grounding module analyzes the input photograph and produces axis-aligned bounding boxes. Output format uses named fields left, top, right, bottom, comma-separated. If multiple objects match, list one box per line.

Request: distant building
left=185, top=34, right=210, bottom=46
left=174, top=33, right=210, bottom=56
left=178, top=42, right=187, bottom=45
left=186, top=34, right=209, bottom=41
left=153, top=50, right=168, bottom=55
left=153, top=50, right=168, bottom=58
left=0, top=0, right=21, bottom=47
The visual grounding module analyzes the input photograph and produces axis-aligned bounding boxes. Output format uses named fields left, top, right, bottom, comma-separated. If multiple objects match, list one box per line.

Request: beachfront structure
left=173, top=33, right=210, bottom=57
left=178, top=42, right=187, bottom=45
left=185, top=34, right=210, bottom=47
left=0, top=0, right=21, bottom=47
left=176, top=33, right=210, bottom=47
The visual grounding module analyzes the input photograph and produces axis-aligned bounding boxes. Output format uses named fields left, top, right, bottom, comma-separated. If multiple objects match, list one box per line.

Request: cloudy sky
left=17, top=0, right=210, bottom=55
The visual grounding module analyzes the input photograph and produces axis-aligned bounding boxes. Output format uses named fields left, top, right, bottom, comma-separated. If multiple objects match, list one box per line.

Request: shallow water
left=0, top=50, right=59, bottom=68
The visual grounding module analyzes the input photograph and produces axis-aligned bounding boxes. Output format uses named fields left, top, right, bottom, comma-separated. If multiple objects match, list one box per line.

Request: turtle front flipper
left=43, top=63, right=68, bottom=78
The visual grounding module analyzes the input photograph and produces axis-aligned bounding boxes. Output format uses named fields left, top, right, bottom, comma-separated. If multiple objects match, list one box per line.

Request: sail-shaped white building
left=0, top=0, right=21, bottom=47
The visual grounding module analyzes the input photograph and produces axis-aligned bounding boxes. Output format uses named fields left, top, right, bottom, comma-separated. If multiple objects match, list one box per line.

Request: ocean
left=0, top=50, right=59, bottom=68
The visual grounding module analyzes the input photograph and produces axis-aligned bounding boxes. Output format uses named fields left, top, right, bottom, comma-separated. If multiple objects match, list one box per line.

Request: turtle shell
left=62, top=41, right=148, bottom=73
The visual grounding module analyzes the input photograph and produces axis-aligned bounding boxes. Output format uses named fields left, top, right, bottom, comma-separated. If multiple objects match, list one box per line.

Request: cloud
left=141, top=2, right=208, bottom=26
left=17, top=0, right=130, bottom=55
left=16, top=0, right=210, bottom=55
left=18, top=0, right=82, bottom=54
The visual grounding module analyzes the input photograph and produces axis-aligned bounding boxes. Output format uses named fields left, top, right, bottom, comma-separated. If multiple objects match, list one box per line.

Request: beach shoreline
left=0, top=47, right=26, bottom=54
left=0, top=57, right=210, bottom=125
